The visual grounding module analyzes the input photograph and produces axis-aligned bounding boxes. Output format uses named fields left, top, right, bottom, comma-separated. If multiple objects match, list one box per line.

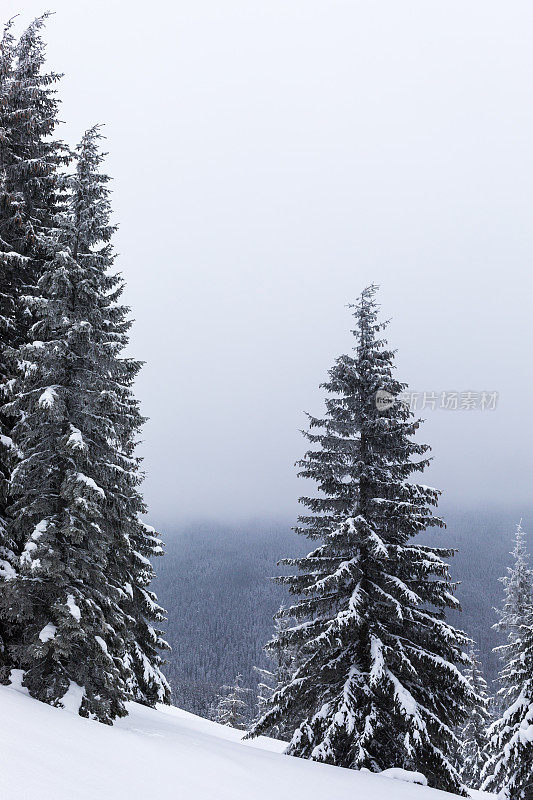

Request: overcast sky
left=6, top=2, right=533, bottom=526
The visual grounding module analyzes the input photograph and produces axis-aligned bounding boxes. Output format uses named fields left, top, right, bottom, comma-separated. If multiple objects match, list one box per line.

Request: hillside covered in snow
left=0, top=681, right=493, bottom=800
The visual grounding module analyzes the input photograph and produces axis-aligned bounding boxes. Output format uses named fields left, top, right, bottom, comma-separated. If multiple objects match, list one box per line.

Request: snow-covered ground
left=0, top=681, right=492, bottom=800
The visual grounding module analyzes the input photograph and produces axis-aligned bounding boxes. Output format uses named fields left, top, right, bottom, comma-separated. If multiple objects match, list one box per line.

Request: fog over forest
left=154, top=505, right=532, bottom=718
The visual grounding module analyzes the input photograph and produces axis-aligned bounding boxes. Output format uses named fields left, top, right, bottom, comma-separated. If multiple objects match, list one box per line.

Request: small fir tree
left=253, top=606, right=297, bottom=738
left=482, top=522, right=533, bottom=799
left=458, top=647, right=491, bottom=788
left=496, top=521, right=533, bottom=638
left=254, top=664, right=275, bottom=721
left=248, top=286, right=474, bottom=794
left=216, top=674, right=251, bottom=730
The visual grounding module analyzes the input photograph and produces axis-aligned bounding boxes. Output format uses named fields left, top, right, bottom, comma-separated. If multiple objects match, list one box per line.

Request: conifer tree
left=0, top=19, right=17, bottom=670
left=253, top=606, right=297, bottom=737
left=254, top=664, right=275, bottom=720
left=496, top=521, right=533, bottom=639
left=458, top=647, right=491, bottom=788
left=216, top=673, right=251, bottom=730
left=0, top=12, right=66, bottom=405
left=0, top=15, right=67, bottom=676
left=66, top=126, right=170, bottom=708
left=0, top=18, right=15, bottom=537
left=1, top=124, right=169, bottom=721
left=249, top=286, right=474, bottom=793
left=482, top=522, right=533, bottom=799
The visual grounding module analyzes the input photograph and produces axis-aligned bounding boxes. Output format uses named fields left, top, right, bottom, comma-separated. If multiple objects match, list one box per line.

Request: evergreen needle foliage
left=249, top=286, right=475, bottom=794
left=0, top=13, right=68, bottom=676
left=458, top=647, right=491, bottom=789
left=215, top=673, right=252, bottom=730
left=0, top=17, right=169, bottom=721
left=253, top=605, right=298, bottom=738
left=482, top=522, right=533, bottom=799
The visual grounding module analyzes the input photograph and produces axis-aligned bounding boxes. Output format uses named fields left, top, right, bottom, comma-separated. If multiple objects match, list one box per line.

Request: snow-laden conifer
left=0, top=18, right=16, bottom=672
left=0, top=19, right=15, bottom=461
left=495, top=521, right=533, bottom=640
left=67, top=126, right=170, bottom=707
left=254, top=664, right=275, bottom=721
left=2, top=125, right=169, bottom=721
left=253, top=606, right=297, bottom=737
left=216, top=673, right=251, bottom=730
left=0, top=13, right=67, bottom=377
left=482, top=522, right=533, bottom=799
left=458, top=647, right=491, bottom=788
left=249, top=286, right=474, bottom=793
left=0, top=15, right=67, bottom=677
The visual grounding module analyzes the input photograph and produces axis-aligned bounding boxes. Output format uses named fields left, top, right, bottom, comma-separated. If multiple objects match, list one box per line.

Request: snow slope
left=0, top=682, right=492, bottom=800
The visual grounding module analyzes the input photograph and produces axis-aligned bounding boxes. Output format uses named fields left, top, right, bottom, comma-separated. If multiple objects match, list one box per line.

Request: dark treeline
left=153, top=522, right=305, bottom=719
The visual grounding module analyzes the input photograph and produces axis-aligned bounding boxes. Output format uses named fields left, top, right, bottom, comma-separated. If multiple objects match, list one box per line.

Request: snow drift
left=0, top=682, right=492, bottom=800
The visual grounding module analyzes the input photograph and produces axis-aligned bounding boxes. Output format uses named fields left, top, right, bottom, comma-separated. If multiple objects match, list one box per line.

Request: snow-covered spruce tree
left=0, top=16, right=17, bottom=676
left=268, top=606, right=297, bottom=691
left=249, top=286, right=474, bottom=793
left=253, top=606, right=297, bottom=737
left=254, top=664, right=275, bottom=721
left=0, top=15, right=68, bottom=677
left=496, top=521, right=533, bottom=641
left=482, top=522, right=533, bottom=799
left=67, top=126, right=170, bottom=707
left=1, top=125, right=168, bottom=721
left=216, top=674, right=252, bottom=730
left=458, top=647, right=491, bottom=788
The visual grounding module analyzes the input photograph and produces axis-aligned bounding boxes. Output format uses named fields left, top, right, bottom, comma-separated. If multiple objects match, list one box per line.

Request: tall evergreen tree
left=249, top=286, right=474, bottom=793
left=66, top=126, right=170, bottom=708
left=0, top=14, right=67, bottom=677
left=458, top=647, right=491, bottom=788
left=1, top=124, right=169, bottom=721
left=482, top=522, right=533, bottom=799
left=0, top=16, right=17, bottom=673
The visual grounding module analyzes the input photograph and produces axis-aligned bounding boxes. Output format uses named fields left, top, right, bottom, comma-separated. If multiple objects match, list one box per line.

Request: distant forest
left=153, top=507, right=532, bottom=719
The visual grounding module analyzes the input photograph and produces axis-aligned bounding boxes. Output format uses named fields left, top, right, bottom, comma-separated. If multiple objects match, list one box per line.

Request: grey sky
left=6, top=2, right=533, bottom=525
